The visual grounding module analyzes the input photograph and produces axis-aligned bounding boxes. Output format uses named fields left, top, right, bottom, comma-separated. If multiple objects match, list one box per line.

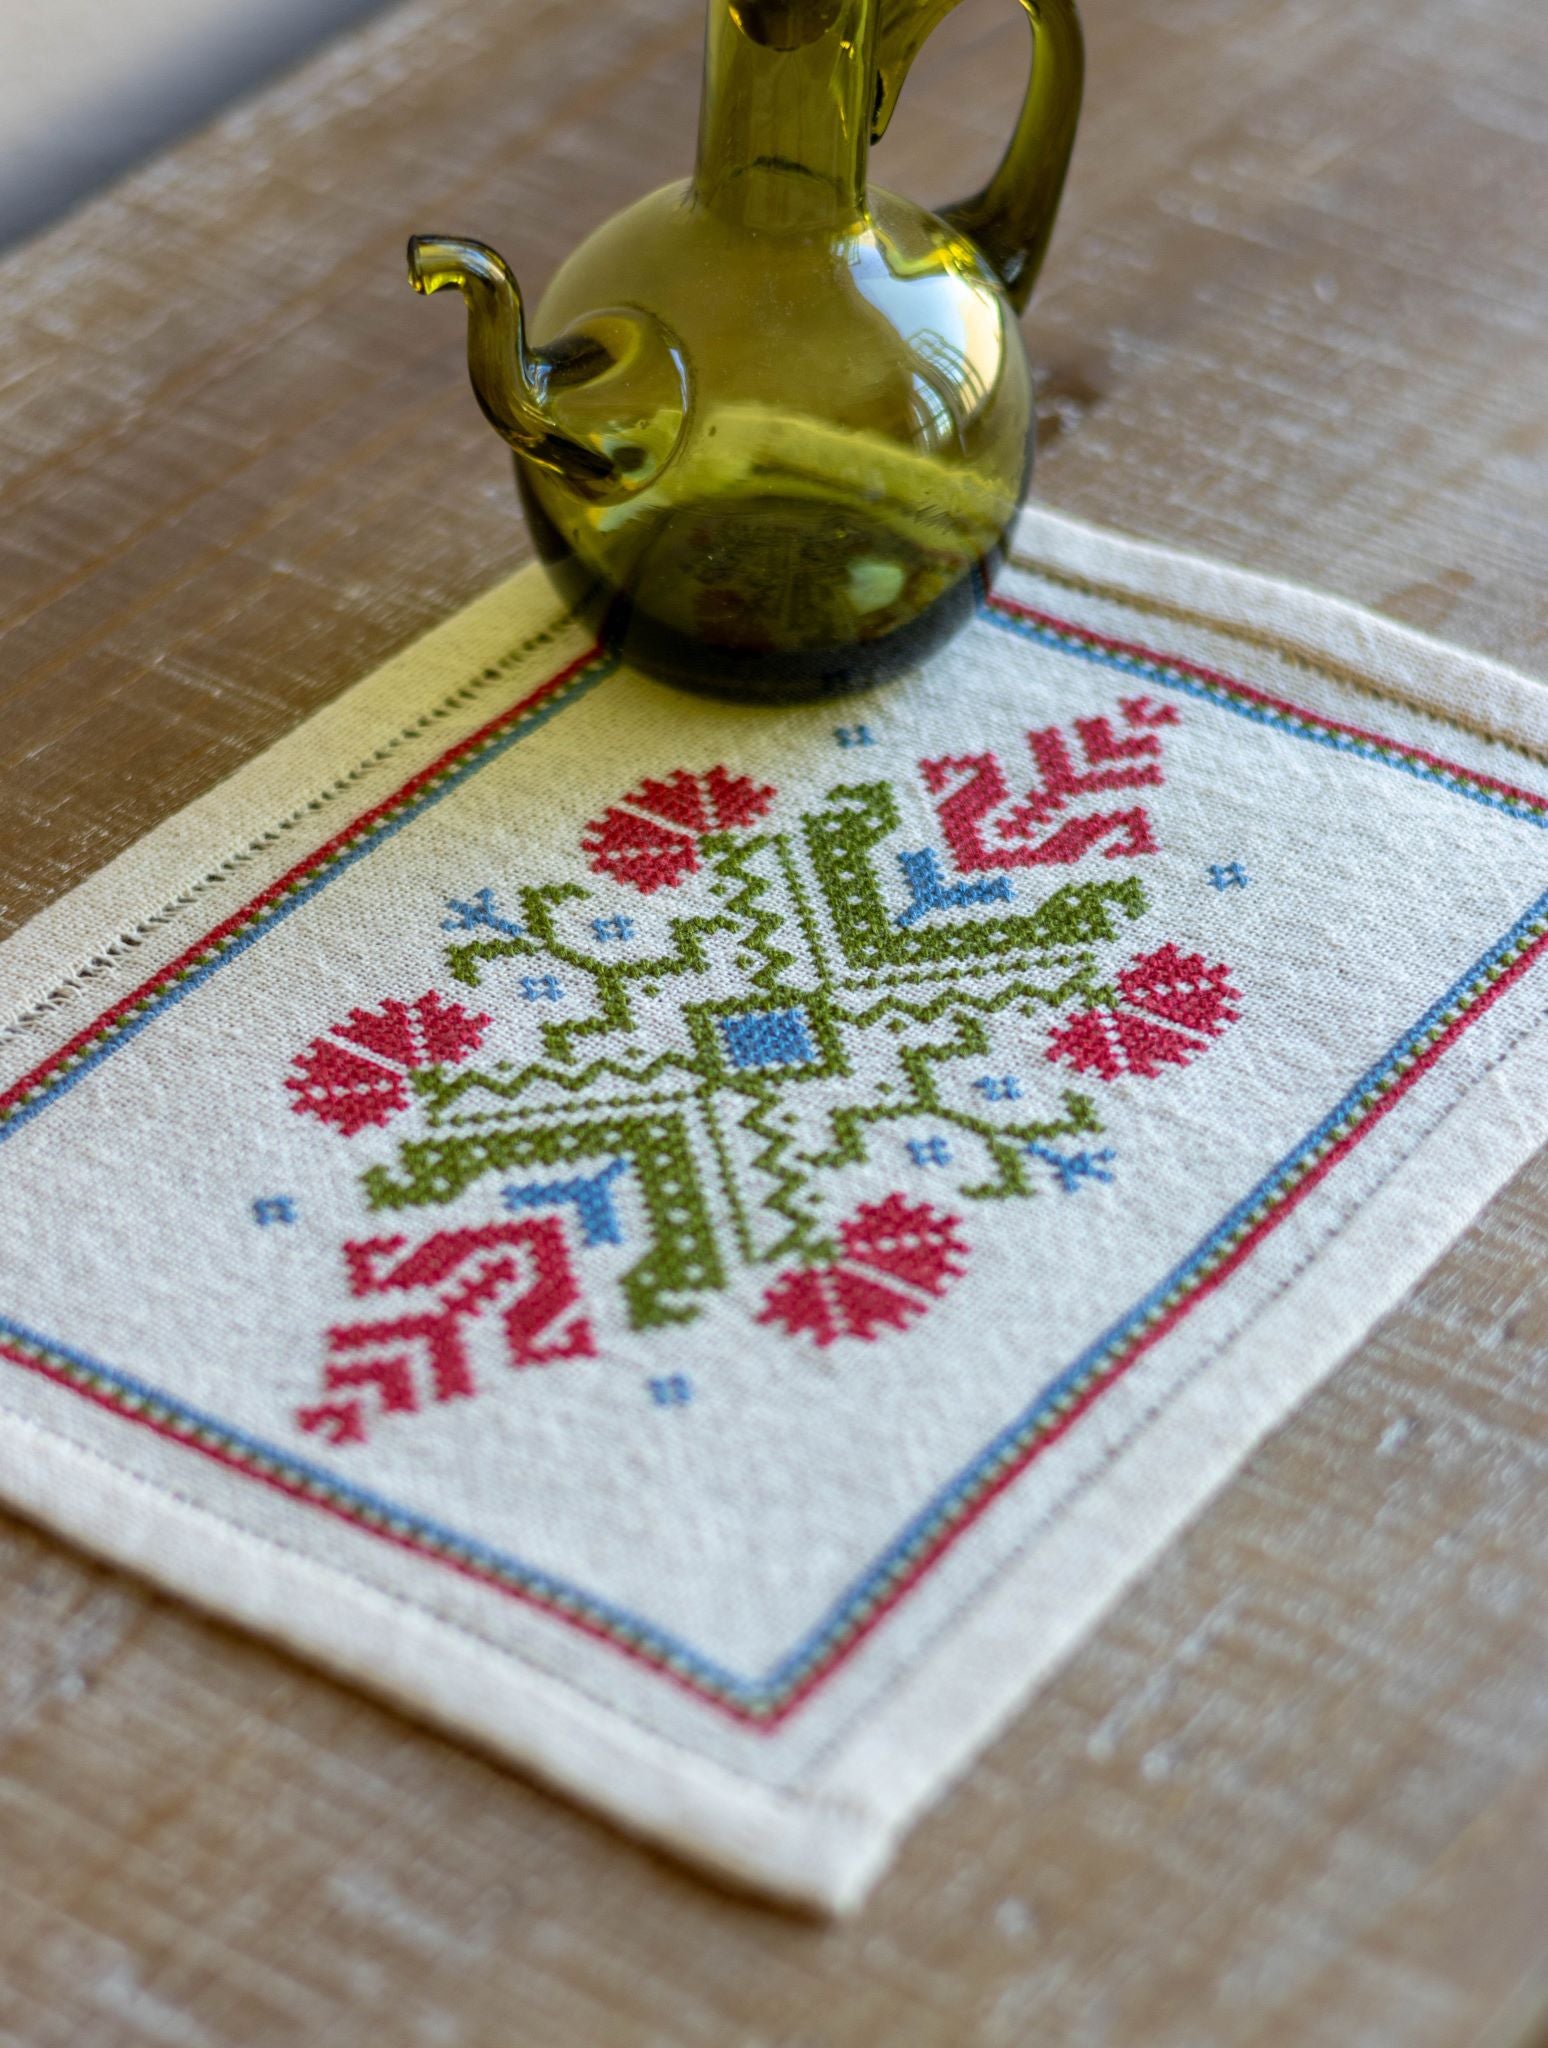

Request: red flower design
left=837, top=1192, right=967, bottom=1296
left=285, top=1040, right=412, bottom=1137
left=1046, top=943, right=1241, bottom=1081
left=287, top=991, right=491, bottom=1136
left=582, top=766, right=777, bottom=893
left=334, top=992, right=489, bottom=1068
left=1116, top=944, right=1239, bottom=1034
left=758, top=1196, right=968, bottom=1347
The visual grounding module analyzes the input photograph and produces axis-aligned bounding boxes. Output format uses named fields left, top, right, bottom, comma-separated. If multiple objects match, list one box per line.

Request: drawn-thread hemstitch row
left=0, top=612, right=575, bottom=1044
left=2, top=576, right=1542, bottom=1722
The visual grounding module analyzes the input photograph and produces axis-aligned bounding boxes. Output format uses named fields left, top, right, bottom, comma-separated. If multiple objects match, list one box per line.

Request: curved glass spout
left=407, top=236, right=622, bottom=491
left=408, top=235, right=691, bottom=499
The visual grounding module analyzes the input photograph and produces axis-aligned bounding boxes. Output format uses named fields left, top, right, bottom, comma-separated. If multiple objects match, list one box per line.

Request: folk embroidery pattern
left=297, top=1221, right=595, bottom=1447
left=284, top=703, right=1241, bottom=1437
left=1046, top=943, right=1242, bottom=1081
left=287, top=992, right=492, bottom=1136
left=2, top=583, right=1547, bottom=1725
left=923, top=695, right=1176, bottom=871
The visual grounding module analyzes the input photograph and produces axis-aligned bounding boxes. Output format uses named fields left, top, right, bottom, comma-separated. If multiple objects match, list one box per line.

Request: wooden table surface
left=0, top=0, right=394, bottom=250
left=2, top=1, right=1547, bottom=2041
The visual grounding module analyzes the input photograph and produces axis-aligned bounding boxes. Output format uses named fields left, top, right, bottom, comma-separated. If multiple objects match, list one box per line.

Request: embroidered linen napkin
left=3, top=505, right=1546, bottom=1911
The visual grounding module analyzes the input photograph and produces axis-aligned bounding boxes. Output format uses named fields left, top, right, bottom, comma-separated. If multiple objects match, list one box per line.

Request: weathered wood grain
left=1, top=0, right=1546, bottom=2041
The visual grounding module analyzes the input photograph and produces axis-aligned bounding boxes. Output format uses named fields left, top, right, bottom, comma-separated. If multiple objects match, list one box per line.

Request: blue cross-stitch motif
left=520, top=975, right=565, bottom=1001
left=895, top=848, right=1014, bottom=929
left=592, top=915, right=634, bottom=942
left=648, top=1375, right=693, bottom=1407
left=1027, top=1144, right=1116, bottom=1193
left=253, top=1196, right=296, bottom=1226
left=1208, top=862, right=1250, bottom=890
left=974, top=1076, right=1022, bottom=1102
left=504, top=1158, right=630, bottom=1246
left=441, top=887, right=524, bottom=937
left=835, top=725, right=876, bottom=748
left=719, top=1007, right=818, bottom=1071
left=907, top=1136, right=954, bottom=1167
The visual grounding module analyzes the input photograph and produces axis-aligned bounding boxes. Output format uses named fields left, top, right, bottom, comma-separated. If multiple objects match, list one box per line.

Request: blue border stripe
left=4, top=604, right=1546, bottom=1710
left=0, top=655, right=614, bottom=1148
left=0, top=1308, right=749, bottom=1695
left=983, top=602, right=1548, bottom=830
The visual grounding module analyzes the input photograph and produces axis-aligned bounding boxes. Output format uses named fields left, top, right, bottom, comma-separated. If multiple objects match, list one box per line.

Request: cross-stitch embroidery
left=922, top=695, right=1175, bottom=872
left=757, top=1196, right=969, bottom=1346
left=286, top=992, right=491, bottom=1136
left=284, top=710, right=1242, bottom=1416
left=296, top=1220, right=594, bottom=1444
left=4, top=553, right=1545, bottom=1779
left=581, top=765, right=777, bottom=893
left=1045, top=943, right=1241, bottom=1081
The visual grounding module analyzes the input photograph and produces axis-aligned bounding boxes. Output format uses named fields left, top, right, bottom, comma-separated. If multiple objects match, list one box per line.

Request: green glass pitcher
left=410, top=0, right=1083, bottom=698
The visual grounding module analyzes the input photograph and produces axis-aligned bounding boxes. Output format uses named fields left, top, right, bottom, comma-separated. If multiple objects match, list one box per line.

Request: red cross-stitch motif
left=581, top=765, right=777, bottom=893
left=1045, top=943, right=1242, bottom=1081
left=285, top=992, right=491, bottom=1137
left=296, top=1219, right=594, bottom=1445
left=922, top=696, right=1177, bottom=872
left=758, top=1196, right=969, bottom=1347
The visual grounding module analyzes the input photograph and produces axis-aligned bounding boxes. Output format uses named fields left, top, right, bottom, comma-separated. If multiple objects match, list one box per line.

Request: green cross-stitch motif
left=356, top=767, right=1150, bottom=1333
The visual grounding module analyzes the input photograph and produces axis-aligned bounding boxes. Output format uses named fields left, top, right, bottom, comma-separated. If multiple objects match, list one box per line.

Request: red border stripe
left=0, top=644, right=603, bottom=1120
left=990, top=592, right=1548, bottom=815
left=2, top=602, right=1545, bottom=1726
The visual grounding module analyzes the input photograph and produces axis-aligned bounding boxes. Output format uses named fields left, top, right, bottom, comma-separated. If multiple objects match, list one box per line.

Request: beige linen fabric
left=2, top=505, right=1546, bottom=1911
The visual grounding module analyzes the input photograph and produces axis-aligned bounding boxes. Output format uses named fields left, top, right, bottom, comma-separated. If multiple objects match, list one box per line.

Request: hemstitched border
left=2, top=583, right=1545, bottom=1723
left=0, top=606, right=577, bottom=1044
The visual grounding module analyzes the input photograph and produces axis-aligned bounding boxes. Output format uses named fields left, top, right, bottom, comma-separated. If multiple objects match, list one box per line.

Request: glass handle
left=872, top=0, right=1084, bottom=312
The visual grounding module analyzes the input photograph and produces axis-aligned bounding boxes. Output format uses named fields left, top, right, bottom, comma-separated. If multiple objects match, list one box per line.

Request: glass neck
left=693, top=0, right=875, bottom=231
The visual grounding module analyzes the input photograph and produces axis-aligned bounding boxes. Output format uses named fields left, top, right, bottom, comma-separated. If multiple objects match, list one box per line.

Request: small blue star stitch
left=648, top=1375, right=693, bottom=1407
left=974, top=1075, right=1022, bottom=1103
left=1026, top=1145, right=1116, bottom=1194
left=907, top=1135, right=954, bottom=1167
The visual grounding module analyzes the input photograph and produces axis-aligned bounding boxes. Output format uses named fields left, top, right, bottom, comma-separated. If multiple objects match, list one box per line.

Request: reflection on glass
left=410, top=0, right=1083, bottom=699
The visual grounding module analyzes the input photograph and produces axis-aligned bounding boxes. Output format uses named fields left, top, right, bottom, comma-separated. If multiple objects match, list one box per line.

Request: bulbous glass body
left=522, top=180, right=1032, bottom=697
left=413, top=0, right=1082, bottom=699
